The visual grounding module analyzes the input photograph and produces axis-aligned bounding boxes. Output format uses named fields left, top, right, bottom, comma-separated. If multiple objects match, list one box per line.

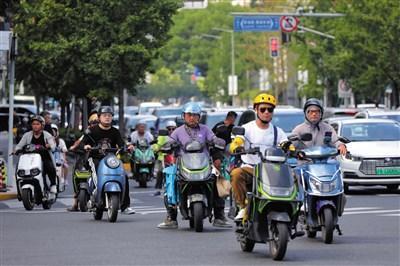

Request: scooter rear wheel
left=21, top=188, right=34, bottom=211
left=94, top=206, right=103, bottom=220
left=139, top=173, right=147, bottom=188
left=78, top=190, right=88, bottom=212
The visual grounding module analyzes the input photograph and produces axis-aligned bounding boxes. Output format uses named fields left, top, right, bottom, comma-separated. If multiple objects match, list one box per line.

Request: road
left=1, top=174, right=399, bottom=266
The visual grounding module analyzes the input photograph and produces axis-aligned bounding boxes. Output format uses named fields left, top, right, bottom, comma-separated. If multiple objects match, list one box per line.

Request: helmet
left=31, top=115, right=45, bottom=125
left=88, top=113, right=98, bottom=123
left=99, top=106, right=114, bottom=116
left=50, top=124, right=58, bottom=131
left=303, top=98, right=324, bottom=116
left=182, top=102, right=202, bottom=115
left=165, top=120, right=177, bottom=128
left=51, top=124, right=59, bottom=137
left=253, top=93, right=277, bottom=109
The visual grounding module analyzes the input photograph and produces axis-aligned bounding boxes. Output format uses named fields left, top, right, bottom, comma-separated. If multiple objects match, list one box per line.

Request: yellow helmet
left=88, top=113, right=98, bottom=123
left=253, top=93, right=277, bottom=109
left=229, top=136, right=245, bottom=154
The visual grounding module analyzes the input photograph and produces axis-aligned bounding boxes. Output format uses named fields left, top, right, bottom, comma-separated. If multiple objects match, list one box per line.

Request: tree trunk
left=392, top=80, right=399, bottom=109
left=118, top=87, right=125, bottom=137
left=60, top=102, right=66, bottom=129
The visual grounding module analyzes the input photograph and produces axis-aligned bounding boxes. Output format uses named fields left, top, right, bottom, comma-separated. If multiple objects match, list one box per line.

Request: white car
left=328, top=118, right=400, bottom=192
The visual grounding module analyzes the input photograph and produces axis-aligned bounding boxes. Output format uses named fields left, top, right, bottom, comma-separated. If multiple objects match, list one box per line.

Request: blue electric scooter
left=88, top=145, right=126, bottom=223
left=289, top=133, right=350, bottom=244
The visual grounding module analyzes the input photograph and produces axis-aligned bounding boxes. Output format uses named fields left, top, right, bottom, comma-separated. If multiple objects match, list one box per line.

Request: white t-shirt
left=241, top=120, right=287, bottom=166
left=57, top=138, right=68, bottom=153
left=130, top=131, right=154, bottom=144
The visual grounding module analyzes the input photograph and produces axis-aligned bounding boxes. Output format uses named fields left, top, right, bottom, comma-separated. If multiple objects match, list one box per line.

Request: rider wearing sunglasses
left=230, top=93, right=288, bottom=220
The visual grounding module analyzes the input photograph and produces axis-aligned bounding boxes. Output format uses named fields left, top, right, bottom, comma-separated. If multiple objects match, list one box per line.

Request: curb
left=0, top=192, right=17, bottom=201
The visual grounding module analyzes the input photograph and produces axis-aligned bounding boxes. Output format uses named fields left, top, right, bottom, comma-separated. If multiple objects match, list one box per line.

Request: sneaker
left=234, top=208, right=246, bottom=221
left=121, top=207, right=136, bottom=215
left=157, top=218, right=178, bottom=229
left=213, top=218, right=233, bottom=228
left=50, top=185, right=57, bottom=194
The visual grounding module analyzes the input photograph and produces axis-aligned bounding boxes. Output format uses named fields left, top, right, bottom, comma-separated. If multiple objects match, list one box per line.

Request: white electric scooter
left=16, top=144, right=58, bottom=210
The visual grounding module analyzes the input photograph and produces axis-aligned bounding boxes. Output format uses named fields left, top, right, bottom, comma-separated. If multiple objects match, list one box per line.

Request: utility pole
left=7, top=33, right=16, bottom=191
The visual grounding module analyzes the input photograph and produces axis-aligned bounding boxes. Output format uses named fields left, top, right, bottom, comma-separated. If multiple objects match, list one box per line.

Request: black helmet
left=303, top=98, right=324, bottom=116
left=31, top=115, right=45, bottom=125
left=99, top=106, right=114, bottom=116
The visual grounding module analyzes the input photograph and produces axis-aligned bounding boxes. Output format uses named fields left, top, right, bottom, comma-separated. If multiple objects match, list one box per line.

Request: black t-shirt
left=82, top=125, right=124, bottom=148
left=31, top=133, right=46, bottom=146
left=212, top=121, right=234, bottom=145
left=31, top=133, right=48, bottom=157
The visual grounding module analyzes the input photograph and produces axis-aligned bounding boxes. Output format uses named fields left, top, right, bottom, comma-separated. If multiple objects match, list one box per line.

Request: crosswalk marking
left=344, top=209, right=400, bottom=215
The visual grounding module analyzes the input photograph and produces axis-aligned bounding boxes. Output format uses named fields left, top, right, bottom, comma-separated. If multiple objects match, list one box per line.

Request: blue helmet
left=182, top=102, right=202, bottom=115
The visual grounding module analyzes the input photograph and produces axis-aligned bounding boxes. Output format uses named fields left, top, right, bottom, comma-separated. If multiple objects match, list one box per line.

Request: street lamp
left=212, top=28, right=236, bottom=105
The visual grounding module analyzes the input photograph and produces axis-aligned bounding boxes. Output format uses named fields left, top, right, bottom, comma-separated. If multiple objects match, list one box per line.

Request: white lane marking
left=379, top=213, right=400, bottom=217
left=344, top=209, right=400, bottom=215
left=344, top=207, right=380, bottom=211
left=376, top=194, right=400, bottom=197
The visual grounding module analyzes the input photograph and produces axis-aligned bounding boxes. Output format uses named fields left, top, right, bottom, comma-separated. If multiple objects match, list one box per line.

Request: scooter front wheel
left=240, top=236, right=255, bottom=252
left=107, top=193, right=120, bottom=223
left=192, top=202, right=204, bottom=232
left=269, top=222, right=289, bottom=261
left=321, top=208, right=334, bottom=244
left=21, top=188, right=34, bottom=211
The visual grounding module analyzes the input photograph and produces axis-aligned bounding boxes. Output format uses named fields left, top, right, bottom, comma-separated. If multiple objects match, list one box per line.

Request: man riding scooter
left=230, top=93, right=288, bottom=220
left=81, top=106, right=135, bottom=215
left=157, top=102, right=232, bottom=229
left=15, top=115, right=58, bottom=199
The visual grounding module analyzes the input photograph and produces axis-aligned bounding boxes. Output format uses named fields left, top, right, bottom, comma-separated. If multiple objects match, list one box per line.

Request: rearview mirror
left=232, top=126, right=245, bottom=136
left=158, top=129, right=168, bottom=136
left=300, top=133, right=312, bottom=142
left=338, top=136, right=351, bottom=144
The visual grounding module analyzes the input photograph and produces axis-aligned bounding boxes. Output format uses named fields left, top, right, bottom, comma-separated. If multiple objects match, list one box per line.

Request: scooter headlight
left=264, top=184, right=294, bottom=197
left=17, top=169, right=25, bottom=177
left=106, top=157, right=120, bottom=169
left=30, top=168, right=41, bottom=176
left=309, top=176, right=338, bottom=193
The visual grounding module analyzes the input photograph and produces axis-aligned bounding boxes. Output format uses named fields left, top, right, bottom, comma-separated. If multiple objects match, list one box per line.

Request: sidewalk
left=0, top=190, right=17, bottom=201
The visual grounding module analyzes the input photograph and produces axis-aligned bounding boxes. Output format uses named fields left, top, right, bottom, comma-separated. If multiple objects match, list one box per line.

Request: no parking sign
left=280, top=16, right=299, bottom=32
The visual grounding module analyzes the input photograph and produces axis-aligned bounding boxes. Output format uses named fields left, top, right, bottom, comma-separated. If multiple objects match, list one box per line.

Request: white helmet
left=165, top=120, right=177, bottom=128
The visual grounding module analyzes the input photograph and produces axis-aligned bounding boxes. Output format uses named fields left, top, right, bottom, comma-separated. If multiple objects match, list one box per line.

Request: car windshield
left=371, top=114, right=400, bottom=123
left=272, top=113, right=304, bottom=133
left=341, top=123, right=400, bottom=141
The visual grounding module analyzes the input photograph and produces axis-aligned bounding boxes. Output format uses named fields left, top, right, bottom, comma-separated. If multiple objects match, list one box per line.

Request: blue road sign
left=234, top=16, right=280, bottom=32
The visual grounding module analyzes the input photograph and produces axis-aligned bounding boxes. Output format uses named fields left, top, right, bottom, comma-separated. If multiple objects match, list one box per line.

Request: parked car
left=138, top=102, right=163, bottom=115
left=203, top=109, right=245, bottom=129
left=152, top=107, right=182, bottom=118
left=125, top=115, right=157, bottom=136
left=328, top=118, right=400, bottom=192
left=235, top=106, right=304, bottom=134
left=272, top=107, right=304, bottom=134
left=354, top=109, right=400, bottom=123
left=154, top=115, right=180, bottom=132
left=124, top=106, right=139, bottom=116
left=323, top=107, right=360, bottom=119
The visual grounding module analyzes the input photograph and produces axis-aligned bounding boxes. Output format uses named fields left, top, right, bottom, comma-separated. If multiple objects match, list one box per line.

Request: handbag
left=214, top=167, right=231, bottom=198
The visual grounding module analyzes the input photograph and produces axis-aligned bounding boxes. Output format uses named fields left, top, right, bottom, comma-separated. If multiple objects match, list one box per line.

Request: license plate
left=375, top=167, right=400, bottom=175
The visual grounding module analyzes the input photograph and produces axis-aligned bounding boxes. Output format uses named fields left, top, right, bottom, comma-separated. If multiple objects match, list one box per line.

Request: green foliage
left=292, top=0, right=399, bottom=106
left=12, top=0, right=181, bottom=104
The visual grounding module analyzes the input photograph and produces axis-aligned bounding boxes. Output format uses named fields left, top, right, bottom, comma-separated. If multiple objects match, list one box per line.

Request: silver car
left=328, top=118, right=400, bottom=192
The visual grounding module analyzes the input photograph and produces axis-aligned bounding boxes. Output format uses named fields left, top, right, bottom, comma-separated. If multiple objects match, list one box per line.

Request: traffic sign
left=279, top=16, right=299, bottom=32
left=234, top=16, right=280, bottom=32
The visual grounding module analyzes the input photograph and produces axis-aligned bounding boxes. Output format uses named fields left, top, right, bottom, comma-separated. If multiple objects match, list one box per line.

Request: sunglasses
left=259, top=107, right=275, bottom=114
left=167, top=127, right=176, bottom=131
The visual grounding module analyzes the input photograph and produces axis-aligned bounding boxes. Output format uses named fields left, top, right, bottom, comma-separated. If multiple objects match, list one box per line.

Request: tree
left=12, top=0, right=181, bottom=129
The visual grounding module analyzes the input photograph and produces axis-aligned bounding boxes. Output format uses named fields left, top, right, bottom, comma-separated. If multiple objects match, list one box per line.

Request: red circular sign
left=280, top=16, right=299, bottom=32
